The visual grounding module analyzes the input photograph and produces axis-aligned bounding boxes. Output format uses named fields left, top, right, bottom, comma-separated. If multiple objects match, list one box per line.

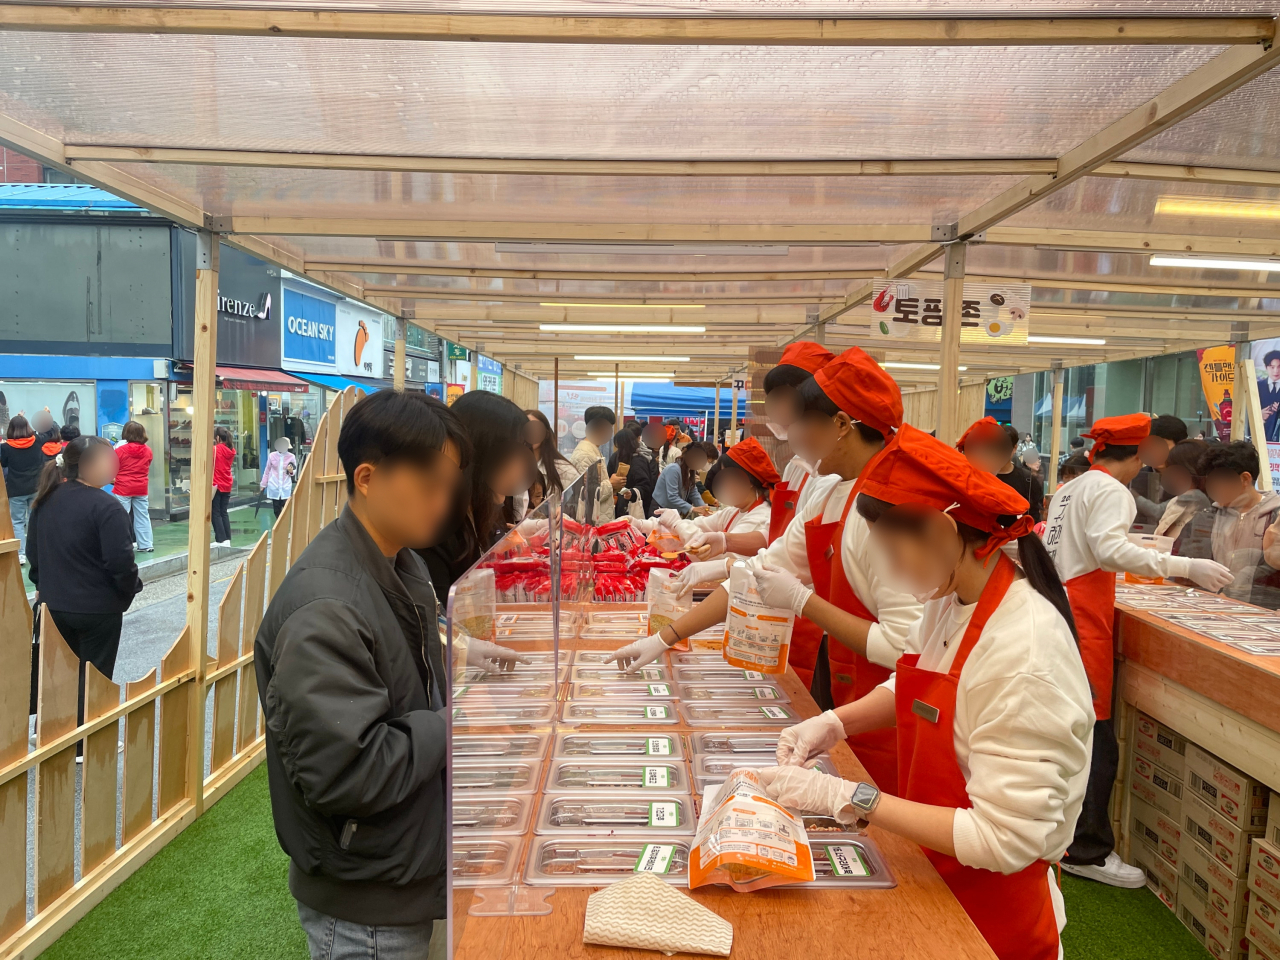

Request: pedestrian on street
left=212, top=425, right=236, bottom=546
left=27, top=435, right=142, bottom=729
left=255, top=390, right=468, bottom=960
left=261, top=436, right=297, bottom=517
left=113, top=421, right=155, bottom=552
left=1, top=414, right=49, bottom=564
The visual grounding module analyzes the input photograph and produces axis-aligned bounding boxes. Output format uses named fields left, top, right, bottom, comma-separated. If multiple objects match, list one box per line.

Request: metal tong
left=453, top=737, right=541, bottom=759
left=548, top=801, right=658, bottom=827
left=568, top=705, right=657, bottom=720
left=561, top=738, right=650, bottom=756
left=699, top=734, right=779, bottom=754
left=452, top=846, right=510, bottom=877
left=453, top=766, right=531, bottom=789
left=556, top=765, right=672, bottom=788
left=453, top=801, right=522, bottom=829
left=538, top=844, right=690, bottom=875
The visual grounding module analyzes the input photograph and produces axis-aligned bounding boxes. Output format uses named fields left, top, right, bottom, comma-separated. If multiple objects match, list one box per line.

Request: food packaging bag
left=689, top=769, right=814, bottom=893
left=722, top=563, right=795, bottom=674
left=451, top=567, right=497, bottom=641
left=647, top=568, right=692, bottom=637
left=582, top=872, right=732, bottom=957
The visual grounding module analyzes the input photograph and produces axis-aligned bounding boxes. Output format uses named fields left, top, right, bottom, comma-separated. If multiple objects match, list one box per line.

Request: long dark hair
left=678, top=441, right=716, bottom=495
left=32, top=435, right=112, bottom=512
left=856, top=493, right=1080, bottom=646
left=452, top=391, right=532, bottom=561
left=524, top=408, right=570, bottom=497
left=5, top=414, right=33, bottom=441
left=214, top=425, right=234, bottom=449
left=613, top=427, right=639, bottom=465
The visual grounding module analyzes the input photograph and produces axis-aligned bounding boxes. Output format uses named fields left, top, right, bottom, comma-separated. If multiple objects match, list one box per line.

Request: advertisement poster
left=335, top=304, right=384, bottom=379
left=477, top=355, right=503, bottom=393
left=1250, top=338, right=1280, bottom=487
left=867, top=280, right=1031, bottom=344
left=1196, top=344, right=1235, bottom=442
left=985, top=376, right=1014, bottom=420
left=424, top=383, right=444, bottom=401
left=0, top=381, right=96, bottom=436
left=538, top=379, right=634, bottom=456
left=445, top=383, right=465, bottom=406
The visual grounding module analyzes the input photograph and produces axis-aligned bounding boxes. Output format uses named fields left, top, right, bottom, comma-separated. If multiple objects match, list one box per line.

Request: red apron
left=805, top=488, right=897, bottom=794
left=768, top=471, right=808, bottom=544
left=895, top=554, right=1060, bottom=960
left=724, top=497, right=766, bottom=534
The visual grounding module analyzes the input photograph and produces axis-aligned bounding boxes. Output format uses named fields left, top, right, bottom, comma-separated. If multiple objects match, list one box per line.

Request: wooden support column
left=713, top=380, right=722, bottom=451
left=186, top=230, right=218, bottom=815
left=552, top=357, right=560, bottom=446
left=1232, top=340, right=1249, bottom=442
left=393, top=317, right=407, bottom=392
left=729, top=378, right=740, bottom=447
left=935, top=242, right=967, bottom=446
left=614, top=363, right=621, bottom=426
left=1047, top=365, right=1065, bottom=490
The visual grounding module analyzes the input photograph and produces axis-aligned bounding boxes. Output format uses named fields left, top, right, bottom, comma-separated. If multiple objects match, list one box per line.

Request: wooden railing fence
left=0, top=384, right=362, bottom=959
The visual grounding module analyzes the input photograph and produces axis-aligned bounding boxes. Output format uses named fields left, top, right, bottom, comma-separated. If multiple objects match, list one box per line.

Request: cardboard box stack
left=1176, top=743, right=1270, bottom=960
left=1131, top=711, right=1187, bottom=910
left=1248, top=834, right=1280, bottom=959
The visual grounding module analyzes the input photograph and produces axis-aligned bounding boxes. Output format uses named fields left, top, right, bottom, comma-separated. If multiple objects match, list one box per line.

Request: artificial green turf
left=43, top=763, right=307, bottom=960
left=44, top=764, right=1212, bottom=959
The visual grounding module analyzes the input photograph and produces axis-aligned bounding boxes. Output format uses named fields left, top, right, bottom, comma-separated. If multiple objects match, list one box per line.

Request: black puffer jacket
left=255, top=506, right=448, bottom=925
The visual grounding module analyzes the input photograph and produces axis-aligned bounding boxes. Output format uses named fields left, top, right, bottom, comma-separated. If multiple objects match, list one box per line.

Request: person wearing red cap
left=752, top=425, right=1093, bottom=960
left=612, top=347, right=922, bottom=794
left=957, top=418, right=1043, bottom=523
left=1044, top=412, right=1232, bottom=888
left=762, top=341, right=836, bottom=544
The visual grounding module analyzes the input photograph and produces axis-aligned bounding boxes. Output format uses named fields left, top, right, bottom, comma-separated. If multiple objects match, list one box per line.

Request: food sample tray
left=453, top=681, right=558, bottom=700
left=670, top=653, right=732, bottom=666
left=569, top=664, right=670, bottom=683
left=534, top=793, right=695, bottom=836
left=453, top=795, right=534, bottom=836
left=677, top=682, right=789, bottom=702
left=544, top=758, right=690, bottom=794
left=453, top=837, right=526, bottom=887
left=800, top=836, right=897, bottom=889
left=452, top=760, right=544, bottom=794
left=553, top=731, right=684, bottom=760
left=453, top=733, right=550, bottom=762
left=678, top=702, right=799, bottom=726
left=560, top=701, right=679, bottom=724
left=452, top=702, right=557, bottom=728
left=524, top=837, right=691, bottom=886
left=568, top=681, right=679, bottom=700
left=689, top=732, right=782, bottom=756
left=674, top=665, right=773, bottom=683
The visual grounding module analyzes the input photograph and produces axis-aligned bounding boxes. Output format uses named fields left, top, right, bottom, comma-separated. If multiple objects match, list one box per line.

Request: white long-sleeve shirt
left=1043, top=468, right=1192, bottom=581
left=877, top=579, right=1094, bottom=876
left=743, top=476, right=921, bottom=669
left=672, top=499, right=771, bottom=542
left=779, top=455, right=831, bottom=518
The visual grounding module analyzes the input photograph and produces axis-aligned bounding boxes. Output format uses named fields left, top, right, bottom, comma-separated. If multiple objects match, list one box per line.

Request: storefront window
left=0, top=380, right=95, bottom=437
left=128, top=382, right=168, bottom=516
left=266, top=386, right=329, bottom=472
left=168, top=385, right=194, bottom=512
left=168, top=384, right=261, bottom=511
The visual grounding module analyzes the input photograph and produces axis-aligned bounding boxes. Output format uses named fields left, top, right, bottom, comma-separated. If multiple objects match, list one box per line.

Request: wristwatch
left=847, top=782, right=881, bottom=831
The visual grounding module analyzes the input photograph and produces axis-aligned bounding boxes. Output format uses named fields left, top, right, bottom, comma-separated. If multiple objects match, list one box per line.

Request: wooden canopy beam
left=0, top=7, right=1270, bottom=46
left=985, top=225, right=1280, bottom=258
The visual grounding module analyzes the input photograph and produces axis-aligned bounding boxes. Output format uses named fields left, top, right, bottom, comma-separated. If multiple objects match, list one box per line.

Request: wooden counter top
left=452, top=648, right=996, bottom=960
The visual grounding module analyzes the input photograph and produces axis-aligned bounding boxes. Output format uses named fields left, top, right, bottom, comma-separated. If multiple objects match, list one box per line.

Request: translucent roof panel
left=0, top=34, right=1222, bottom=159
left=1122, top=68, right=1280, bottom=173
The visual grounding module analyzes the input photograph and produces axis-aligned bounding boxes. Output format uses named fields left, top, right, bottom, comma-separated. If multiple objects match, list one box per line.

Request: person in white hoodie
left=1044, top=413, right=1232, bottom=888
left=754, top=425, right=1093, bottom=960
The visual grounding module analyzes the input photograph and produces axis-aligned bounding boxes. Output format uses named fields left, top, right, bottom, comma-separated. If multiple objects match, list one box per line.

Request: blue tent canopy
left=298, top=373, right=388, bottom=395
left=1033, top=393, right=1089, bottom=420
left=629, top=384, right=747, bottom=419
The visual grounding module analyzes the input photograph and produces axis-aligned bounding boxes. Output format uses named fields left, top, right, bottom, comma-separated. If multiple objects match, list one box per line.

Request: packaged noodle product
left=722, top=563, right=795, bottom=675
left=646, top=568, right=693, bottom=638
left=689, top=769, right=815, bottom=892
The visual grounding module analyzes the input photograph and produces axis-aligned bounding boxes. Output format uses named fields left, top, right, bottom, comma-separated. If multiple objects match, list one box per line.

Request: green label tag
left=645, top=705, right=670, bottom=720
left=635, top=844, right=676, bottom=874
left=643, top=765, right=671, bottom=788
left=824, top=844, right=870, bottom=878
left=649, top=801, right=680, bottom=828
left=753, top=686, right=778, bottom=700
left=640, top=667, right=663, bottom=680
left=647, top=683, right=671, bottom=696
left=744, top=670, right=764, bottom=680
left=760, top=705, right=788, bottom=719
left=645, top=736, right=672, bottom=756
left=454, top=686, right=471, bottom=698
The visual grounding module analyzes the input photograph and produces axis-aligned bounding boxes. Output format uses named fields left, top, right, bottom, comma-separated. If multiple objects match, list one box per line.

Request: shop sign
left=477, top=354, right=503, bottom=393
left=446, top=383, right=466, bottom=406
left=384, top=352, right=434, bottom=382
left=1196, top=345, right=1235, bottom=443
left=282, top=288, right=337, bottom=369
left=336, top=303, right=384, bottom=379
left=868, top=280, right=1030, bottom=344
left=446, top=341, right=469, bottom=361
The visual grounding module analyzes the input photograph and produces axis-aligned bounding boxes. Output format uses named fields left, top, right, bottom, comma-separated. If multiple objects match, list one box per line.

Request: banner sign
left=1196, top=344, right=1235, bottom=442
left=867, top=280, right=1031, bottom=344
left=477, top=354, right=503, bottom=393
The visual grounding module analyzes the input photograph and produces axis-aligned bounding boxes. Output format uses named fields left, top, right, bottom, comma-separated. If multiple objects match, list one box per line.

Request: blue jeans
left=9, top=493, right=32, bottom=556
left=296, top=903, right=446, bottom=960
left=113, top=494, right=154, bottom=551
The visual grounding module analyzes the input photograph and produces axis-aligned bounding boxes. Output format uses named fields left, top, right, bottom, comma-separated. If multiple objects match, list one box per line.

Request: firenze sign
left=218, top=292, right=271, bottom=321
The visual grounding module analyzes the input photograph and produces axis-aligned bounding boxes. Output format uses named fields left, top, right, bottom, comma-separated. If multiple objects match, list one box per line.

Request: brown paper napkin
left=582, top=872, right=733, bottom=957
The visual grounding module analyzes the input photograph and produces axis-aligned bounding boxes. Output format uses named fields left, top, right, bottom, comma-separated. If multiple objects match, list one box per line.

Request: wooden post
left=936, top=242, right=967, bottom=446
left=614, top=363, right=621, bottom=426
left=393, top=317, right=407, bottom=391
left=1047, top=365, right=1065, bottom=490
left=729, top=378, right=739, bottom=448
left=186, top=230, right=218, bottom=815
left=553, top=357, right=559, bottom=450
left=1231, top=339, right=1249, bottom=443
left=713, top=380, right=721, bottom=450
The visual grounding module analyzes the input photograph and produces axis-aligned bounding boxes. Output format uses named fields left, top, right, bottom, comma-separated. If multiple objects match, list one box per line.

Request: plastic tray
left=693, top=754, right=835, bottom=780
left=451, top=760, right=544, bottom=794
left=452, top=702, right=557, bottom=728
left=453, top=795, right=534, bottom=836
left=669, top=653, right=733, bottom=666
left=674, top=665, right=775, bottom=683
left=569, top=664, right=670, bottom=683
left=579, top=624, right=650, bottom=641
left=573, top=650, right=639, bottom=666
left=678, top=702, right=799, bottom=726
left=568, top=681, right=679, bottom=700
left=560, top=701, right=678, bottom=725
left=534, top=793, right=696, bottom=836
left=799, top=836, right=897, bottom=889
left=677, top=682, right=789, bottom=703
left=453, top=680, right=558, bottom=700
left=545, top=758, right=690, bottom=794
left=453, top=733, right=550, bottom=761
left=454, top=666, right=567, bottom=685
left=523, top=837, right=691, bottom=886
left=554, top=732, right=684, bottom=760
left=689, top=732, right=781, bottom=756
left=453, top=837, right=525, bottom=887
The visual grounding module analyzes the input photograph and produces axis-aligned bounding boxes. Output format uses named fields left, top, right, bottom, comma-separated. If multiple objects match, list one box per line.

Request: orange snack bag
left=722, top=564, right=794, bottom=675
left=689, top=769, right=815, bottom=893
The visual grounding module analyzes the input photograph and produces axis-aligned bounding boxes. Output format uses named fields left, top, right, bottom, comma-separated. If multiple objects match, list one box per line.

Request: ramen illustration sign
left=866, top=280, right=1031, bottom=344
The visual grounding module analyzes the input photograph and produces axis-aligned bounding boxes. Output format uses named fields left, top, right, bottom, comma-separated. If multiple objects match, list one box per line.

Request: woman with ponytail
left=28, top=436, right=143, bottom=728
left=749, top=424, right=1093, bottom=960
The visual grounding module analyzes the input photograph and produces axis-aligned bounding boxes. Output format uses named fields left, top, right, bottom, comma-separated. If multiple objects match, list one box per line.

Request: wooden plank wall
left=0, top=385, right=364, bottom=959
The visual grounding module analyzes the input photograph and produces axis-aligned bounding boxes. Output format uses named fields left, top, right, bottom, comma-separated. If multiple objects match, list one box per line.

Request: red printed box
left=1132, top=751, right=1184, bottom=821
left=1186, top=744, right=1270, bottom=832
left=1135, top=711, right=1188, bottom=778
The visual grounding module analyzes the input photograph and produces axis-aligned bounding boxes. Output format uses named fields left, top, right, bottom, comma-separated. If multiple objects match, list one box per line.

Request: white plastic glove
left=513, top=517, right=549, bottom=540
left=466, top=639, right=532, bottom=674
left=684, top=529, right=727, bottom=559
left=753, top=564, right=814, bottom=617
left=776, top=711, right=847, bottom=766
left=608, top=634, right=671, bottom=674
left=1185, top=558, right=1234, bottom=592
left=754, top=765, right=861, bottom=825
left=674, top=558, right=731, bottom=598
left=630, top=516, right=659, bottom=535
left=656, top=508, right=683, bottom=529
